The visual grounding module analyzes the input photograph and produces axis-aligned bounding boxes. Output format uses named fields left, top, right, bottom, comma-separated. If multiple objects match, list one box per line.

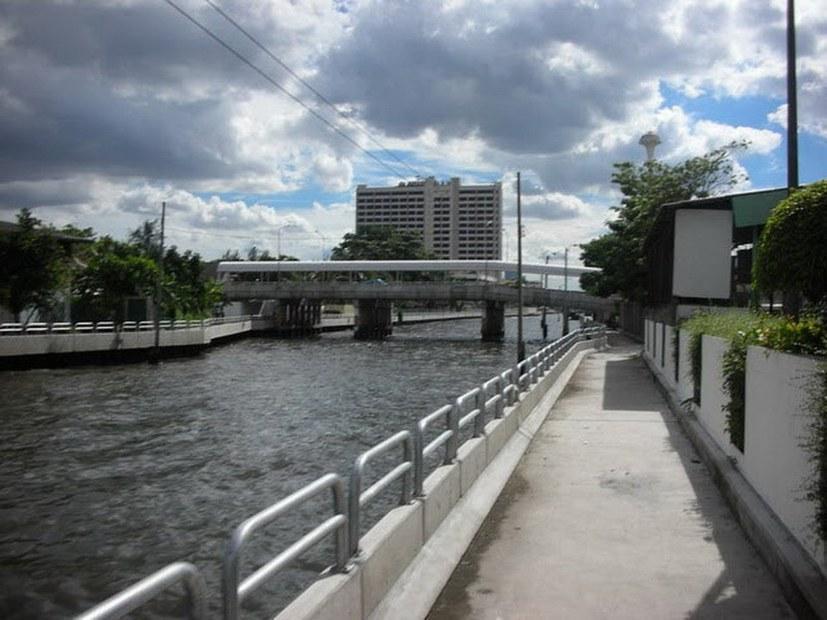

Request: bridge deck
left=428, top=337, right=795, bottom=619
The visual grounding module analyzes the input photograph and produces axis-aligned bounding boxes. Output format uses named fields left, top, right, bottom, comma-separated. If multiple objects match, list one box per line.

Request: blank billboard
left=672, top=209, right=731, bottom=299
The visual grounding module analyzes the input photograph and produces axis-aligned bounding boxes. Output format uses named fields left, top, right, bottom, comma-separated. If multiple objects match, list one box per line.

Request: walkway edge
left=643, top=354, right=827, bottom=620
left=368, top=344, right=599, bottom=620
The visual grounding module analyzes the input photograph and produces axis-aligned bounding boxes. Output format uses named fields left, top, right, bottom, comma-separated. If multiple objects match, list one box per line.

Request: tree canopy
left=75, top=236, right=158, bottom=322
left=580, top=142, right=747, bottom=301
left=0, top=209, right=84, bottom=320
left=330, top=226, right=432, bottom=261
left=754, top=179, right=827, bottom=307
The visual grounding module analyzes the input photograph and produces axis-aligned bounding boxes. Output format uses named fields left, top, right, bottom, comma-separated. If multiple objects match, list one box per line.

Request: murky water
left=0, top=314, right=565, bottom=618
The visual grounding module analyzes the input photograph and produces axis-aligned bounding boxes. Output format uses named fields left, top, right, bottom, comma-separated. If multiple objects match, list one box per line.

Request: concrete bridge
left=217, top=260, right=614, bottom=340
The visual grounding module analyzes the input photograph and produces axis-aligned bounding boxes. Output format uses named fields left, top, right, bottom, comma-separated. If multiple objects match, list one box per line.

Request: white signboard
left=672, top=209, right=731, bottom=299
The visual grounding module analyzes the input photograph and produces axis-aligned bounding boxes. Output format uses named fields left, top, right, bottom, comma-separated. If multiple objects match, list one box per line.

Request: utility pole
left=541, top=254, right=549, bottom=340
left=516, top=172, right=525, bottom=363
left=562, top=247, right=569, bottom=336
left=787, top=0, right=798, bottom=189
left=152, top=201, right=167, bottom=361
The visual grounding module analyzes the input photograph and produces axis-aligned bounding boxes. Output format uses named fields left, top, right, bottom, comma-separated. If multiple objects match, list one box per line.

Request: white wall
left=743, top=346, right=825, bottom=573
left=699, top=335, right=742, bottom=465
left=646, top=321, right=826, bottom=576
left=672, top=209, right=731, bottom=299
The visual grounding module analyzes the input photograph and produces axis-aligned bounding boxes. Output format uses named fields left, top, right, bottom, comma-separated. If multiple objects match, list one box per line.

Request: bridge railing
left=77, top=325, right=605, bottom=618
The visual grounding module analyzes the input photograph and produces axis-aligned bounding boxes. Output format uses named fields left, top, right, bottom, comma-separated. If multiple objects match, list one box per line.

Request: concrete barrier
left=357, top=502, right=424, bottom=617
left=457, top=437, right=488, bottom=496
left=420, top=464, right=461, bottom=542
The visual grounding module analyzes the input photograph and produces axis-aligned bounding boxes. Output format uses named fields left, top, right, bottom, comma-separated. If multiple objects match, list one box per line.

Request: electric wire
left=162, top=0, right=410, bottom=181
left=203, top=0, right=423, bottom=179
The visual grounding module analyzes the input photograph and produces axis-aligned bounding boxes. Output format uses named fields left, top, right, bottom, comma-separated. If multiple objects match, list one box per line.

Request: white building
left=355, top=177, right=502, bottom=260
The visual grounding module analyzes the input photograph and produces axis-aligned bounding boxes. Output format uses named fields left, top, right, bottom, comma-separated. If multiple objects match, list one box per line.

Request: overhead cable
left=162, top=0, right=409, bottom=181
left=203, top=0, right=423, bottom=179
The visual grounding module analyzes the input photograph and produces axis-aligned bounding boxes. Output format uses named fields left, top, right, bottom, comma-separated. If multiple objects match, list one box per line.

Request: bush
left=754, top=179, right=827, bottom=305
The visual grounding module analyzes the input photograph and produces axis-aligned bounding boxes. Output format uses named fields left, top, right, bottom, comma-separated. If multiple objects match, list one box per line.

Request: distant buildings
left=355, top=177, right=502, bottom=260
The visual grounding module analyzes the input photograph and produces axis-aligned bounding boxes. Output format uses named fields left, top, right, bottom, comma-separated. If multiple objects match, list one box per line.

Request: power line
left=162, top=0, right=410, bottom=181
left=203, top=0, right=423, bottom=179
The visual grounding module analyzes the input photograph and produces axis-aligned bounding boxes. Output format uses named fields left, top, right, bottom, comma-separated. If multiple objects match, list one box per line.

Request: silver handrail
left=482, top=375, right=504, bottom=419
left=456, top=388, right=483, bottom=436
left=76, top=561, right=207, bottom=620
left=223, top=473, right=347, bottom=620
left=414, top=404, right=455, bottom=496
left=348, top=430, right=414, bottom=556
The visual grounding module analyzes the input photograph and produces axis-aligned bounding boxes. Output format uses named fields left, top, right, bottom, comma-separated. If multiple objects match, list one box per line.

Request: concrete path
left=428, top=338, right=795, bottom=620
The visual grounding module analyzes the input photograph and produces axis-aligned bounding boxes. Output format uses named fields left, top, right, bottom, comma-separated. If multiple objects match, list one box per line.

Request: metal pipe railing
left=76, top=561, right=207, bottom=620
left=456, top=388, right=483, bottom=437
left=414, top=404, right=455, bottom=496
left=348, top=431, right=414, bottom=556
left=222, top=473, right=347, bottom=620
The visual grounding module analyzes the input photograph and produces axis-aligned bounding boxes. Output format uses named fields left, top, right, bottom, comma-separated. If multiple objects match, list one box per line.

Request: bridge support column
left=355, top=300, right=393, bottom=340
left=481, top=300, right=505, bottom=342
left=275, top=299, right=321, bottom=336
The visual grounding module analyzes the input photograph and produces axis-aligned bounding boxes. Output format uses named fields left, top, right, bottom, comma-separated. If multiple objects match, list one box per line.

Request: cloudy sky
left=0, top=0, right=824, bottom=267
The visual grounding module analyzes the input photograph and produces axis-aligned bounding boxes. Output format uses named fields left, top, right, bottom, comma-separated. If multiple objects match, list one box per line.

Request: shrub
left=754, top=180, right=827, bottom=306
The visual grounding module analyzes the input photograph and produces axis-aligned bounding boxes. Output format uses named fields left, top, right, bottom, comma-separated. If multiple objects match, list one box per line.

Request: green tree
left=75, top=237, right=158, bottom=322
left=0, top=209, right=68, bottom=321
left=580, top=142, right=747, bottom=300
left=753, top=179, right=827, bottom=312
left=330, top=226, right=432, bottom=261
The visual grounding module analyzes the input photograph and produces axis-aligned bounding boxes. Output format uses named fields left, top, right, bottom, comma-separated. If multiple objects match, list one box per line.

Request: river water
left=0, top=314, right=565, bottom=618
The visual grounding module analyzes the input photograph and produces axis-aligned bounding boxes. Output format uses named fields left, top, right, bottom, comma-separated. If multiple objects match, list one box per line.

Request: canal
left=0, top=314, right=565, bottom=619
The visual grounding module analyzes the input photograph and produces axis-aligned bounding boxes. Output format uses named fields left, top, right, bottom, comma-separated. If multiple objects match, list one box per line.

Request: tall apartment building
left=355, top=177, right=502, bottom=260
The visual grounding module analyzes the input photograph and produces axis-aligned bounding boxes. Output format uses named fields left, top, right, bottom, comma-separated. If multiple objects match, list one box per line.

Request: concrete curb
left=367, top=340, right=602, bottom=620
left=643, top=354, right=827, bottom=620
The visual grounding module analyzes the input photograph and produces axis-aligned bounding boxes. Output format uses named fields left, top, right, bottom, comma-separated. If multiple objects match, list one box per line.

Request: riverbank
left=0, top=310, right=550, bottom=370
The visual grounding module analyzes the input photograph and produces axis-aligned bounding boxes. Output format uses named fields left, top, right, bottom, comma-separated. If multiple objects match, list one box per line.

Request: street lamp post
left=541, top=253, right=549, bottom=340
left=516, top=172, right=525, bottom=363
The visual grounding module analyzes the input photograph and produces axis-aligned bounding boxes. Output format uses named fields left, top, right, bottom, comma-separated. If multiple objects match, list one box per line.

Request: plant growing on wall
left=804, top=365, right=827, bottom=540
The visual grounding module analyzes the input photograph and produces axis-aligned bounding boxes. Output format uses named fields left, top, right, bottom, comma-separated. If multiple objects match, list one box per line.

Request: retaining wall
left=276, top=335, right=605, bottom=620
left=0, top=318, right=269, bottom=369
left=643, top=319, right=827, bottom=618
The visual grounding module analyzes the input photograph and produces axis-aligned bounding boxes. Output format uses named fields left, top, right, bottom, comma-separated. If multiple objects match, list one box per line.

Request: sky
left=0, top=0, right=825, bottom=269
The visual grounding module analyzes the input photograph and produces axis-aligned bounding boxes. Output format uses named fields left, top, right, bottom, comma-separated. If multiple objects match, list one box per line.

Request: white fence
left=0, top=316, right=262, bottom=359
left=643, top=319, right=826, bottom=577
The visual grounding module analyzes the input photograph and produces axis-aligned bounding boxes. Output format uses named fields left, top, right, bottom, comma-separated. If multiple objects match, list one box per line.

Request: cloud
left=312, top=153, right=353, bottom=192
left=0, top=0, right=824, bottom=263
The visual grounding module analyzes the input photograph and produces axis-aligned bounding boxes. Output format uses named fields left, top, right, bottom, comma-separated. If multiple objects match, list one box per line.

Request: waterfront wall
left=277, top=335, right=606, bottom=620
left=0, top=318, right=272, bottom=369
left=643, top=319, right=827, bottom=617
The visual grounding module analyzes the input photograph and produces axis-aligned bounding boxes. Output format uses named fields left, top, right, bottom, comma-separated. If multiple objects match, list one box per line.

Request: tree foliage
left=580, top=142, right=747, bottom=300
left=330, top=226, right=432, bottom=261
left=75, top=237, right=158, bottom=322
left=754, top=179, right=827, bottom=306
left=0, top=209, right=70, bottom=320
left=127, top=221, right=223, bottom=319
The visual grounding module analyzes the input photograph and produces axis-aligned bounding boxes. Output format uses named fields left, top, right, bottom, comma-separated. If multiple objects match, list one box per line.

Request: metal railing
left=0, top=316, right=255, bottom=336
left=222, top=473, right=348, bottom=620
left=76, top=561, right=207, bottom=620
left=414, top=404, right=456, bottom=496
left=348, top=430, right=414, bottom=556
left=77, top=325, right=605, bottom=619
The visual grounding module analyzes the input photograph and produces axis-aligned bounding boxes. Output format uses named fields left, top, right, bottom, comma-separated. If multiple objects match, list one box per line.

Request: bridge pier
left=355, top=300, right=393, bottom=340
left=481, top=300, right=505, bottom=342
left=275, top=299, right=321, bottom=336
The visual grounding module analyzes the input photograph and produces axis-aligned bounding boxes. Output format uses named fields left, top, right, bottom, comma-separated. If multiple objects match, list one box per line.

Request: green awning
left=732, top=189, right=788, bottom=228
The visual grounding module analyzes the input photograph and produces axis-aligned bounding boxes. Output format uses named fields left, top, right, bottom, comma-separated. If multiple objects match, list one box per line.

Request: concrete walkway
left=428, top=338, right=795, bottom=620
